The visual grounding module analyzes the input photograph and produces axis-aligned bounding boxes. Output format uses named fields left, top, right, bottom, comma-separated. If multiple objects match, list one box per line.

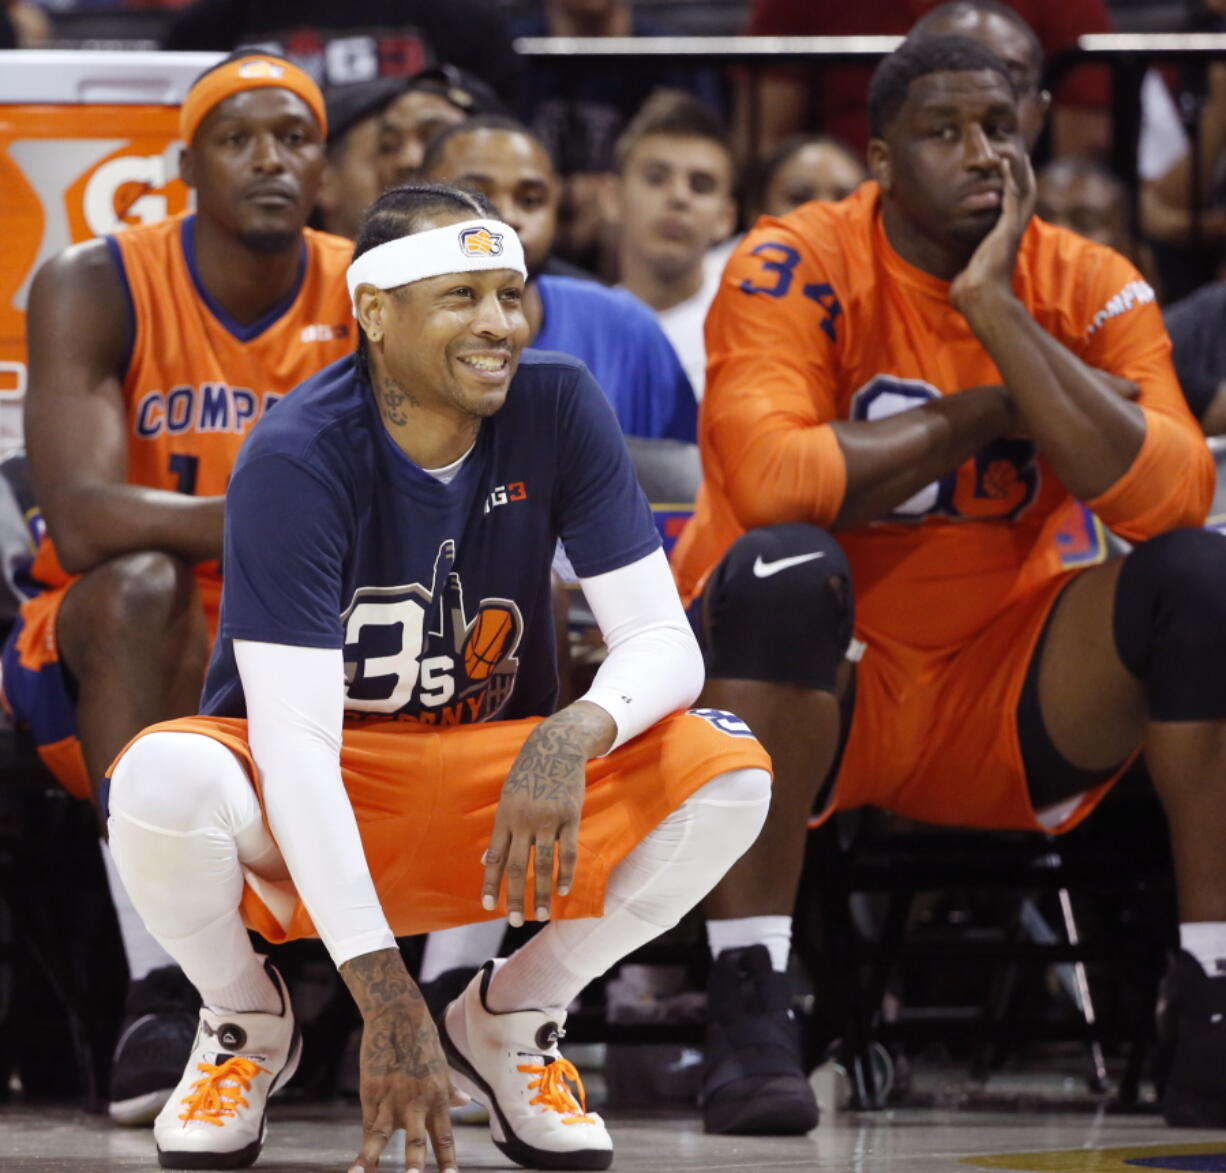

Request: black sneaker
left=1156, top=950, right=1226, bottom=1127
left=108, top=966, right=201, bottom=1127
left=422, top=967, right=489, bottom=1125
left=422, top=967, right=480, bottom=1023
left=701, top=945, right=818, bottom=1135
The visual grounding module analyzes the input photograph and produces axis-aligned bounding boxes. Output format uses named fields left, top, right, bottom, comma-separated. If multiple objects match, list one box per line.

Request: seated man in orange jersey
left=0, top=53, right=354, bottom=1125
left=673, top=35, right=1225, bottom=1134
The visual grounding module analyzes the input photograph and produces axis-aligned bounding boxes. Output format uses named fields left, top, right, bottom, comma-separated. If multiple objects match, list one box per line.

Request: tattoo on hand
left=340, top=948, right=443, bottom=1079
left=379, top=376, right=419, bottom=427
left=504, top=706, right=608, bottom=804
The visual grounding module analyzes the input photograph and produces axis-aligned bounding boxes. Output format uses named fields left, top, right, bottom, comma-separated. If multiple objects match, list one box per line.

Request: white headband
left=347, top=218, right=527, bottom=312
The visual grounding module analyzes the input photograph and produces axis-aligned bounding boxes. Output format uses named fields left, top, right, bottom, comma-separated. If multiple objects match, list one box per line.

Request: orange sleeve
left=1073, top=251, right=1214, bottom=540
left=702, top=221, right=848, bottom=531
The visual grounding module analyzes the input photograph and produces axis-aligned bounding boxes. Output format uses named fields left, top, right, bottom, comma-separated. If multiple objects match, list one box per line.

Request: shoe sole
left=110, top=1088, right=173, bottom=1127
left=440, top=1019, right=612, bottom=1171
left=702, top=1077, right=819, bottom=1136
left=155, top=1024, right=303, bottom=1170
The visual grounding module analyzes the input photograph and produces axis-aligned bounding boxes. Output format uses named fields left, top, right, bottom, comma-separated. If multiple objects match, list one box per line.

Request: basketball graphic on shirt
left=463, top=603, right=518, bottom=681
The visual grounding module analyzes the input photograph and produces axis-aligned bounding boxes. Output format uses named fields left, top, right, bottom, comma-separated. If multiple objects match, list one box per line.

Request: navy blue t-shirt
left=200, top=350, right=661, bottom=725
left=536, top=275, right=696, bottom=443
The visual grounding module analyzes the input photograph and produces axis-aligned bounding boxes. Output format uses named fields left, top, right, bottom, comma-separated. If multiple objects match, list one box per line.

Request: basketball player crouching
left=104, top=181, right=772, bottom=1172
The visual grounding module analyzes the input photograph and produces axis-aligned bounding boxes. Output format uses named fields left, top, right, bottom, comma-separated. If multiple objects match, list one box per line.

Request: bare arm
left=951, top=155, right=1145, bottom=501
left=1143, top=62, right=1226, bottom=241
left=961, top=295, right=1145, bottom=498
left=24, top=241, right=224, bottom=574
left=481, top=701, right=615, bottom=926
left=830, top=386, right=1011, bottom=530
left=340, top=948, right=460, bottom=1173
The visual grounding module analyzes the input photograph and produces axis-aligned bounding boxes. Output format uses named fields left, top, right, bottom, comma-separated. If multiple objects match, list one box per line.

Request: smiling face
left=614, top=133, right=735, bottom=280
left=871, top=68, right=1026, bottom=261
left=355, top=210, right=531, bottom=424
left=182, top=87, right=325, bottom=252
left=424, top=128, right=559, bottom=277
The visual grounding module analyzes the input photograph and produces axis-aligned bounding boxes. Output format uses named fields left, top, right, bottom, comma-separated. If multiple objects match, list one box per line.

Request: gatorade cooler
left=0, top=50, right=219, bottom=456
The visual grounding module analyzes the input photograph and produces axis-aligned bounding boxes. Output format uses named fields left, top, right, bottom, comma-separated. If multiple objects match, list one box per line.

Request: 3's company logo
left=459, top=226, right=503, bottom=257
left=341, top=540, right=524, bottom=725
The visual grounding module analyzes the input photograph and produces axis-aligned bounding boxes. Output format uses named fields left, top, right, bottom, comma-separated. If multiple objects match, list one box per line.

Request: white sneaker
left=441, top=961, right=613, bottom=1170
left=153, top=962, right=301, bottom=1169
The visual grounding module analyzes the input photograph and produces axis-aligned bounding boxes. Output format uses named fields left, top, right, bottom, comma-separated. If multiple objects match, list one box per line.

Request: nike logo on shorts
left=752, top=552, right=826, bottom=578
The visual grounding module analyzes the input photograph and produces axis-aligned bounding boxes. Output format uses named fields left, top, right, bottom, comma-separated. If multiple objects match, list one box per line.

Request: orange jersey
left=673, top=183, right=1213, bottom=653
left=28, top=212, right=355, bottom=612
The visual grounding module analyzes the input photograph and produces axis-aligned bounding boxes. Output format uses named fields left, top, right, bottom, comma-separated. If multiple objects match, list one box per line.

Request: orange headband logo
left=237, top=60, right=285, bottom=80
left=180, top=56, right=327, bottom=145
left=460, top=226, right=503, bottom=257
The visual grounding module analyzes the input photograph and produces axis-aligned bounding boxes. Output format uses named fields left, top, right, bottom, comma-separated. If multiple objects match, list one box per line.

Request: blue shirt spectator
left=534, top=274, right=697, bottom=443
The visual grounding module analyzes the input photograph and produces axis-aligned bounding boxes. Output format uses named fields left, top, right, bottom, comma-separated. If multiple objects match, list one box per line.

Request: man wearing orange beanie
left=1, top=50, right=354, bottom=1126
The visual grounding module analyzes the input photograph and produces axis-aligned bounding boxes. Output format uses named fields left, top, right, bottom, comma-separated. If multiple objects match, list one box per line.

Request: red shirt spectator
left=741, top=0, right=1112, bottom=157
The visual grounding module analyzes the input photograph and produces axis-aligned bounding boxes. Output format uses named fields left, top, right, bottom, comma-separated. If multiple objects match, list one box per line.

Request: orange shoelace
left=517, top=1057, right=597, bottom=1125
left=177, top=1057, right=269, bottom=1127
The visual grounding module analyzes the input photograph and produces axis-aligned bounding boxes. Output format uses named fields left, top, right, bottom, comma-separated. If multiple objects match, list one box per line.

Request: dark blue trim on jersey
left=180, top=215, right=307, bottom=342
left=102, top=235, right=136, bottom=382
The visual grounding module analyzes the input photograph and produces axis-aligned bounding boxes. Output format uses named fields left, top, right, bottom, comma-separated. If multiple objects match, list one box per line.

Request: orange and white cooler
left=0, top=50, right=219, bottom=455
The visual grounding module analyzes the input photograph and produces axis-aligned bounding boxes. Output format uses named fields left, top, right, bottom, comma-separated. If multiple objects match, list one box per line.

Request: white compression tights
left=107, top=730, right=770, bottom=1013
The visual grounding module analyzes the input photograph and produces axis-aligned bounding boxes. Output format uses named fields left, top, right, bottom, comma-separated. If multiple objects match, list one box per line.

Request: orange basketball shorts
left=109, top=708, right=771, bottom=945
left=821, top=570, right=1135, bottom=834
left=1, top=572, right=222, bottom=800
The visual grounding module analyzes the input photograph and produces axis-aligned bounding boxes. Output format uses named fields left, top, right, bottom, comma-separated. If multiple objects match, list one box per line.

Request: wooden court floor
left=3, top=1088, right=1225, bottom=1173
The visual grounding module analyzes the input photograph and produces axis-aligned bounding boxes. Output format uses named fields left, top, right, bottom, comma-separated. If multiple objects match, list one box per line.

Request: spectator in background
left=1165, top=280, right=1226, bottom=436
left=318, top=65, right=503, bottom=240
left=1035, top=156, right=1136, bottom=257
left=317, top=77, right=403, bottom=240
left=6, top=0, right=50, bottom=46
left=374, top=64, right=505, bottom=191
left=164, top=0, right=521, bottom=101
left=422, top=115, right=697, bottom=442
left=606, top=91, right=737, bottom=399
left=753, top=133, right=868, bottom=220
left=737, top=0, right=1111, bottom=163
left=512, top=0, right=724, bottom=272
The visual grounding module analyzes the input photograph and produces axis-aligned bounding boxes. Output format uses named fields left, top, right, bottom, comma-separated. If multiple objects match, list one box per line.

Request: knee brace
left=1113, top=529, right=1226, bottom=722
left=701, top=523, right=853, bottom=692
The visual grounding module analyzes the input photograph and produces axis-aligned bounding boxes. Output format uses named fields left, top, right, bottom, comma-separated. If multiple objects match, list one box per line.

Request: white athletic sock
left=107, top=731, right=283, bottom=1015
left=706, top=914, right=793, bottom=973
left=420, top=921, right=506, bottom=984
left=487, top=768, right=771, bottom=1014
left=1181, top=922, right=1226, bottom=977
left=100, top=839, right=177, bottom=981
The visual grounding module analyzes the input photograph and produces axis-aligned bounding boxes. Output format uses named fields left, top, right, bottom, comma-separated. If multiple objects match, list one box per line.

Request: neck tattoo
left=380, top=375, right=418, bottom=427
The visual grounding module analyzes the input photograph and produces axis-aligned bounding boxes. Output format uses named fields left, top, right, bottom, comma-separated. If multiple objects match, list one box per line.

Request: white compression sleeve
left=235, top=639, right=396, bottom=968
left=576, top=547, right=705, bottom=752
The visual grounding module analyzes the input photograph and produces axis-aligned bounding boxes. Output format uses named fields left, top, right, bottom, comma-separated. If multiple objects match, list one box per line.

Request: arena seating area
left=4, top=3, right=1226, bottom=1167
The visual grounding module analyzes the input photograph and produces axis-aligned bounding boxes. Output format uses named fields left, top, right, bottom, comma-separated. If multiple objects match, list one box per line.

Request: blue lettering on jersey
left=199, top=383, right=231, bottom=432
left=689, top=708, right=755, bottom=738
left=132, top=384, right=271, bottom=439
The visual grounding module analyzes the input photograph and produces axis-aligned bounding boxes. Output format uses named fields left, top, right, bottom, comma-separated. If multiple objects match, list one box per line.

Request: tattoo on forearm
left=503, top=706, right=609, bottom=805
left=379, top=376, right=418, bottom=427
left=340, top=948, right=444, bottom=1079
